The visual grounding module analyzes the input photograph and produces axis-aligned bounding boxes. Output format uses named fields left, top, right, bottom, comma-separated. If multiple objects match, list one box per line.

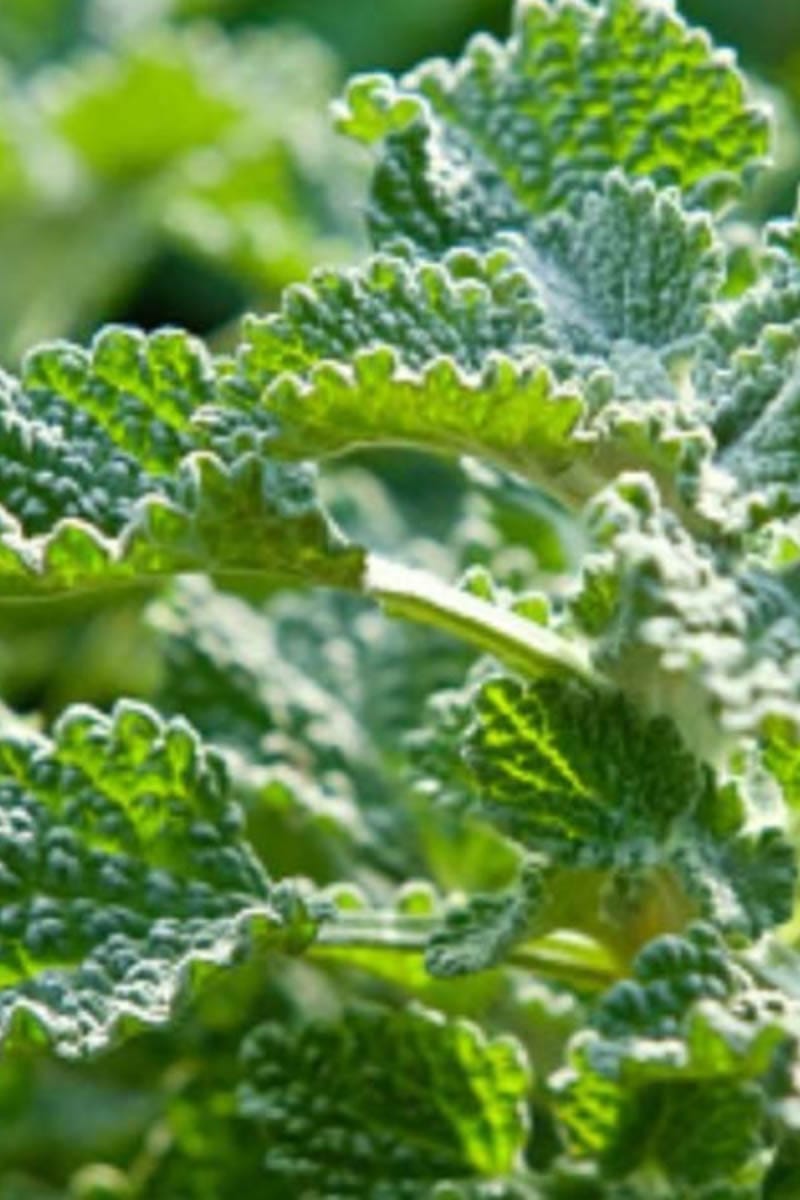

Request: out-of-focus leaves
left=0, top=23, right=363, bottom=358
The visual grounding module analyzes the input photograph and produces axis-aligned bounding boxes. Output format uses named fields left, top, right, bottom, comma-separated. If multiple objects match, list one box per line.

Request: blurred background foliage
left=1, top=2, right=800, bottom=1195
left=0, top=0, right=795, bottom=361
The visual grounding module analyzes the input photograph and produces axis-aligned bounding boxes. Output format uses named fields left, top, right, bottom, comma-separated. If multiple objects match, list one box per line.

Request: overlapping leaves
left=238, top=173, right=718, bottom=513
left=338, top=0, right=768, bottom=247
left=462, top=674, right=795, bottom=941
left=697, top=209, right=800, bottom=519
left=571, top=474, right=800, bottom=744
left=0, top=326, right=362, bottom=594
left=1, top=0, right=800, bottom=1196
left=0, top=700, right=292, bottom=1057
left=552, top=924, right=800, bottom=1193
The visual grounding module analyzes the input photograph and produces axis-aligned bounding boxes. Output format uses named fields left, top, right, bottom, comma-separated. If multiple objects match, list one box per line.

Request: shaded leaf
left=0, top=701, right=293, bottom=1056
left=238, top=1006, right=532, bottom=1197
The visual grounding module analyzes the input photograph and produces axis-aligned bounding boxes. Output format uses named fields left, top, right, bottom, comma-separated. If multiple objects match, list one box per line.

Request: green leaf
left=571, top=474, right=800, bottom=747
left=552, top=924, right=795, bottom=1190
left=762, top=713, right=800, bottom=813
left=696, top=211, right=800, bottom=517
left=239, top=244, right=584, bottom=487
left=148, top=575, right=483, bottom=884
left=426, top=858, right=549, bottom=978
left=0, top=699, right=294, bottom=1057
left=524, top=172, right=723, bottom=360
left=237, top=1006, right=532, bottom=1197
left=44, top=31, right=243, bottom=182
left=337, top=0, right=768, bottom=252
left=0, top=327, right=363, bottom=595
left=239, top=178, right=716, bottom=513
left=148, top=577, right=375, bottom=779
left=466, top=676, right=702, bottom=859
left=464, top=675, right=796, bottom=939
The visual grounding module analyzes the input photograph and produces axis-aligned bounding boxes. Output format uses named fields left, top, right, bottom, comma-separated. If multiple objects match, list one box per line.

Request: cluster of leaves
left=7, top=0, right=800, bottom=1197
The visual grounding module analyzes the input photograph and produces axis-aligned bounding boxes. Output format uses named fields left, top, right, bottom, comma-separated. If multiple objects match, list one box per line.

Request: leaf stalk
left=366, top=554, right=607, bottom=687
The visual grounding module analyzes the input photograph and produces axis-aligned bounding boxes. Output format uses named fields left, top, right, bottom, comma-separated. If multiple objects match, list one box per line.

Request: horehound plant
left=3, top=1, right=800, bottom=1196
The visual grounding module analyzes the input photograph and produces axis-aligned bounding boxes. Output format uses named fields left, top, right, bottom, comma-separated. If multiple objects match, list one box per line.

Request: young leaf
left=0, top=701, right=294, bottom=1057
left=697, top=211, right=800, bottom=518
left=426, top=858, right=549, bottom=979
left=571, top=474, right=800, bottom=746
left=337, top=0, right=768, bottom=252
left=238, top=1006, right=532, bottom=1197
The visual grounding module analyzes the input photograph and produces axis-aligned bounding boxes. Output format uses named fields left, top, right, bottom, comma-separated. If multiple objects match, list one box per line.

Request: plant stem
left=313, top=913, right=619, bottom=991
left=366, top=554, right=607, bottom=687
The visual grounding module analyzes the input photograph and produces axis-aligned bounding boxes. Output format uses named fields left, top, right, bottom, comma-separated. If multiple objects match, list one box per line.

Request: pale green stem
left=366, top=554, right=607, bottom=687
left=313, top=913, right=619, bottom=991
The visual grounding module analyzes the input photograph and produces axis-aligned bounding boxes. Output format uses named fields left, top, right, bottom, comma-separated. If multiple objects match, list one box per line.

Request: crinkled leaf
left=0, top=327, right=362, bottom=595
left=687, top=209, right=800, bottom=520
left=237, top=244, right=585, bottom=493
left=0, top=700, right=294, bottom=1057
left=148, top=577, right=374, bottom=781
left=464, top=675, right=795, bottom=939
left=466, top=676, right=702, bottom=859
left=148, top=576, right=479, bottom=882
left=337, top=0, right=768, bottom=252
left=426, top=858, right=549, bottom=978
left=314, top=882, right=511, bottom=1017
left=238, top=1006, right=531, bottom=1197
left=525, top=173, right=723, bottom=363
left=238, top=177, right=716, bottom=511
left=552, top=924, right=798, bottom=1190
left=572, top=474, right=800, bottom=744
left=148, top=581, right=380, bottom=879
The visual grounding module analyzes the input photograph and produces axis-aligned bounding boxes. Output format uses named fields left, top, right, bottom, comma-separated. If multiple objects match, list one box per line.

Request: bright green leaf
left=238, top=1006, right=532, bottom=1197
left=237, top=190, right=716, bottom=512
left=0, top=327, right=363, bottom=595
left=552, top=924, right=796, bottom=1190
left=337, top=0, right=768, bottom=252
left=0, top=700, right=290, bottom=1057
left=465, top=675, right=796, bottom=939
